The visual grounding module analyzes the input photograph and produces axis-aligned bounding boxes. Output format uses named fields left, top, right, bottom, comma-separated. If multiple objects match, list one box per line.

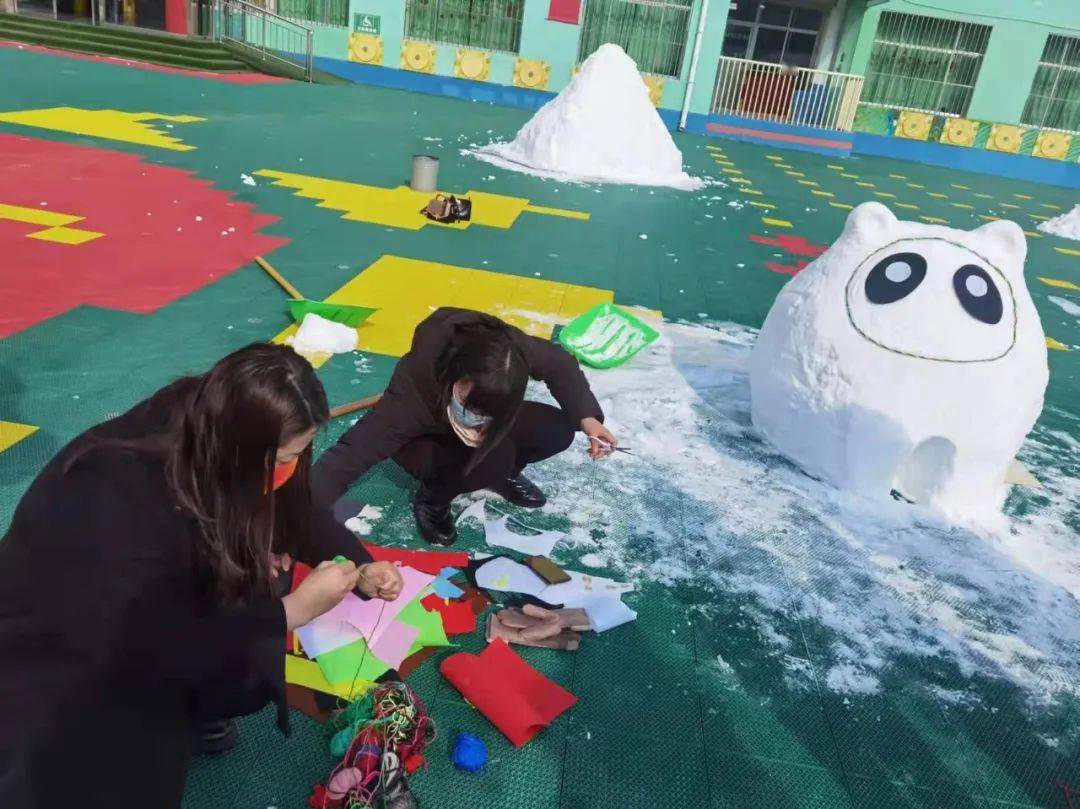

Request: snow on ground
left=1037, top=204, right=1080, bottom=240
left=527, top=321, right=1080, bottom=701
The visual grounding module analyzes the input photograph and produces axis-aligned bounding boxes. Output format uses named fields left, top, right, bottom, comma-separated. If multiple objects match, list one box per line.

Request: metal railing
left=211, top=0, right=313, bottom=81
left=271, top=0, right=346, bottom=27
left=578, top=0, right=692, bottom=78
left=404, top=0, right=524, bottom=54
left=1020, top=34, right=1080, bottom=135
left=862, top=11, right=991, bottom=117
left=711, top=56, right=864, bottom=132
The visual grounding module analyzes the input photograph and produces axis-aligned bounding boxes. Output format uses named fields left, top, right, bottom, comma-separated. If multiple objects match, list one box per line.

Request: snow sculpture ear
left=840, top=202, right=896, bottom=242
left=972, top=218, right=1027, bottom=275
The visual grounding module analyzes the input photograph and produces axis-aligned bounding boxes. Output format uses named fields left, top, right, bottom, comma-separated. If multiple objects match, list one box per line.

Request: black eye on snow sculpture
left=952, top=264, right=1003, bottom=325
left=865, top=252, right=928, bottom=304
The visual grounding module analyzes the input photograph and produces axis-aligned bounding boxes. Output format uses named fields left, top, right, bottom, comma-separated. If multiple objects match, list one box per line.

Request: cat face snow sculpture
left=749, top=202, right=1048, bottom=527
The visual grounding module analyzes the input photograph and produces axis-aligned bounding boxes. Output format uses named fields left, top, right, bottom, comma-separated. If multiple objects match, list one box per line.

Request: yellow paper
left=285, top=654, right=372, bottom=700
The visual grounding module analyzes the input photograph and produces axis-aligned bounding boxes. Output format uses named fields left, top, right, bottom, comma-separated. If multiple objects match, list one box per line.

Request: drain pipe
left=679, top=0, right=711, bottom=132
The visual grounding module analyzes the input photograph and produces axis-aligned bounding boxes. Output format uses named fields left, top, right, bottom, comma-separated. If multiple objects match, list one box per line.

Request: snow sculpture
left=749, top=202, right=1048, bottom=525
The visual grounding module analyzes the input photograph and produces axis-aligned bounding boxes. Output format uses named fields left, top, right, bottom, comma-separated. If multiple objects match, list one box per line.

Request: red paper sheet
left=440, top=639, right=577, bottom=747
left=361, top=543, right=468, bottom=576
left=421, top=594, right=477, bottom=635
left=547, top=0, right=581, bottom=24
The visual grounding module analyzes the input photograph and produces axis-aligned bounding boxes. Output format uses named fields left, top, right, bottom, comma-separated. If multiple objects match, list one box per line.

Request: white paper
left=581, top=594, right=637, bottom=632
left=475, top=556, right=548, bottom=597
left=540, top=570, right=635, bottom=608
left=456, top=498, right=488, bottom=525
left=484, top=516, right=564, bottom=557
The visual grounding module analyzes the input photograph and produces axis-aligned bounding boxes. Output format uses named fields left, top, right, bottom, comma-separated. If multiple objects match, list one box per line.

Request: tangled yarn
left=311, top=682, right=436, bottom=809
left=451, top=733, right=487, bottom=773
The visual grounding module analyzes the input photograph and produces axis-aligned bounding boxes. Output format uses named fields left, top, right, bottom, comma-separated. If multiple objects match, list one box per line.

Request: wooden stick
left=329, top=393, right=383, bottom=419
left=255, top=256, right=305, bottom=301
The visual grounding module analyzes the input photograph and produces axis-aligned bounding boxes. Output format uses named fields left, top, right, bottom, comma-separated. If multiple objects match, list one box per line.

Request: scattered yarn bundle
left=451, top=732, right=487, bottom=773
left=310, top=682, right=436, bottom=809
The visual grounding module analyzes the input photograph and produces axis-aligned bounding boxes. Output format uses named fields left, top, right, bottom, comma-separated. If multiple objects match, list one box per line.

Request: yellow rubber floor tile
left=951, top=183, right=971, bottom=190
left=927, top=192, right=948, bottom=199
left=841, top=173, right=859, bottom=179
left=1054, top=247, right=1080, bottom=257
left=1014, top=194, right=1033, bottom=200
left=797, top=180, right=818, bottom=186
left=920, top=216, right=949, bottom=224
left=761, top=217, right=793, bottom=228
left=0, top=421, right=38, bottom=454
left=827, top=164, right=844, bottom=170
left=999, top=203, right=1022, bottom=209
left=747, top=201, right=775, bottom=209
left=889, top=174, right=908, bottom=179
left=0, top=107, right=203, bottom=150
left=740, top=188, right=764, bottom=195
left=951, top=203, right=974, bottom=209
left=829, top=201, right=854, bottom=210
left=907, top=183, right=926, bottom=189
left=1041, top=203, right=1063, bottom=210
left=1040, top=277, right=1080, bottom=290
left=856, top=181, right=875, bottom=188
left=785, top=171, right=806, bottom=177
left=1047, top=337, right=1069, bottom=351
left=811, top=190, right=835, bottom=197
left=874, top=192, right=897, bottom=199
left=895, top=203, right=919, bottom=210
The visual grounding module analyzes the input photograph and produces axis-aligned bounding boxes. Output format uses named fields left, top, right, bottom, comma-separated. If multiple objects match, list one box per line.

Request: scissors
left=592, top=438, right=633, bottom=456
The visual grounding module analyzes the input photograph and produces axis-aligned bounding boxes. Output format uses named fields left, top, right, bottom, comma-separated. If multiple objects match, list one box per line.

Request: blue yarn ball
left=451, top=732, right=487, bottom=773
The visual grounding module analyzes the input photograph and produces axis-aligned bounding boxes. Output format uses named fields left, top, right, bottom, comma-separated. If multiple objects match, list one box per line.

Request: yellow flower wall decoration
left=988, top=123, right=1023, bottom=154
left=896, top=110, right=934, bottom=141
left=401, top=41, right=436, bottom=74
left=1032, top=130, right=1071, bottom=161
left=939, top=118, right=979, bottom=147
left=348, top=33, right=382, bottom=65
left=513, top=58, right=551, bottom=90
left=454, top=49, right=490, bottom=82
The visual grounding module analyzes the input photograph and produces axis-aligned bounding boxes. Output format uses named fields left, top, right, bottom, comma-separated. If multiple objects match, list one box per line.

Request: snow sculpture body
left=749, top=202, right=1048, bottom=526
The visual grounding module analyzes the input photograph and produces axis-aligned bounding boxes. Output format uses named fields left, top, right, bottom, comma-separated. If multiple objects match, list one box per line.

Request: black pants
left=393, top=402, right=576, bottom=503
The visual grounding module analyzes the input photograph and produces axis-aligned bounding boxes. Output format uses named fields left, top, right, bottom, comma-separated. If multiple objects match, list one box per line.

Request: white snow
left=524, top=318, right=1079, bottom=704
left=1048, top=295, right=1080, bottom=317
left=471, top=44, right=702, bottom=190
left=241, top=173, right=257, bottom=186
left=749, top=203, right=1048, bottom=529
left=1036, top=204, right=1080, bottom=240
left=287, top=313, right=358, bottom=355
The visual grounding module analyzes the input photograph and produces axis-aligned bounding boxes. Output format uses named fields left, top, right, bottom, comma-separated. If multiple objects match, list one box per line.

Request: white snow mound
left=473, top=44, right=702, bottom=190
left=1037, top=203, right=1080, bottom=240
left=288, top=313, right=358, bottom=355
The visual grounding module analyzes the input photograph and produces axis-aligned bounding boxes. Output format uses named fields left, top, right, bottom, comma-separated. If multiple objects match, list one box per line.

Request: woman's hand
left=282, top=559, right=361, bottom=631
left=358, top=561, right=404, bottom=602
left=581, top=417, right=618, bottom=460
left=269, top=551, right=293, bottom=581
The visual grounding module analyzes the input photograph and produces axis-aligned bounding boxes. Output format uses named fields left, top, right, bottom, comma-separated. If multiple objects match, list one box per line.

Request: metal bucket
left=410, top=154, right=440, bottom=192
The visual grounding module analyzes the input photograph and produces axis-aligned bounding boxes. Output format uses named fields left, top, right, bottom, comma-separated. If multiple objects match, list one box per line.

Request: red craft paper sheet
left=362, top=543, right=468, bottom=576
left=421, top=594, right=477, bottom=635
left=547, top=0, right=581, bottom=24
left=285, top=562, right=313, bottom=651
left=440, top=639, right=577, bottom=747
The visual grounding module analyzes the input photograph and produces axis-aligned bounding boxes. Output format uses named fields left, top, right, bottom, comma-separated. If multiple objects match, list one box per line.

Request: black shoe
left=491, top=474, right=546, bottom=508
left=413, top=486, right=457, bottom=546
left=192, top=719, right=237, bottom=756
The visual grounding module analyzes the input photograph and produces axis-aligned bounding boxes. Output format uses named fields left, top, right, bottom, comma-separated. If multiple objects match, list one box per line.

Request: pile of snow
left=288, top=313, right=357, bottom=355
left=473, top=44, right=702, bottom=190
left=750, top=203, right=1048, bottom=529
left=524, top=319, right=1079, bottom=704
left=1037, top=203, right=1080, bottom=240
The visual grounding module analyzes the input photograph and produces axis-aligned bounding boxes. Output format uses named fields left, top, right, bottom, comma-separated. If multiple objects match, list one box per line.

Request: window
left=721, top=1, right=825, bottom=68
left=275, top=0, right=347, bottom=26
left=1021, top=34, right=1080, bottom=133
left=578, top=0, right=693, bottom=78
left=862, top=11, right=991, bottom=116
left=404, top=0, right=525, bottom=53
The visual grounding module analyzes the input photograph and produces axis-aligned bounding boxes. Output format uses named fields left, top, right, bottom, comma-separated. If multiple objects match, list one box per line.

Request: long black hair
left=434, top=314, right=529, bottom=473
left=68, top=344, right=329, bottom=602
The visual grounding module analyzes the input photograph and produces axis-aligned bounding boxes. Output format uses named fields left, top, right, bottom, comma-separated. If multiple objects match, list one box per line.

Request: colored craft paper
left=285, top=654, right=367, bottom=699
left=475, top=557, right=548, bottom=597
left=422, top=594, right=478, bottom=635
left=295, top=597, right=365, bottom=658
left=580, top=594, right=637, bottom=632
left=369, top=622, right=420, bottom=670
left=432, top=567, right=464, bottom=599
left=547, top=0, right=581, bottom=24
left=316, top=637, right=391, bottom=686
left=363, top=543, right=469, bottom=575
left=440, top=639, right=577, bottom=747
left=397, top=598, right=452, bottom=648
left=342, top=566, right=435, bottom=644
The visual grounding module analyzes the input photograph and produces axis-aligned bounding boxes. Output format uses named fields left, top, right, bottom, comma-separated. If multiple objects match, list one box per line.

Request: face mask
left=271, top=459, right=298, bottom=491
left=449, top=395, right=492, bottom=430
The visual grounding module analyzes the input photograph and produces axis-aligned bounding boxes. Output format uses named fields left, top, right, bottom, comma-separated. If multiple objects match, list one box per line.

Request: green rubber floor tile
left=561, top=727, right=711, bottom=809
left=697, top=657, right=842, bottom=772
left=843, top=775, right=990, bottom=809
left=570, top=638, right=701, bottom=745
left=597, top=581, right=696, bottom=660
left=412, top=698, right=565, bottom=809
left=708, top=755, right=851, bottom=809
left=227, top=709, right=338, bottom=808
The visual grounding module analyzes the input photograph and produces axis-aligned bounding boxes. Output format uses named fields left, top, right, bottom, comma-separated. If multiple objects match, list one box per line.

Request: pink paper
left=294, top=598, right=364, bottom=658
left=369, top=622, right=420, bottom=669
left=342, top=565, right=435, bottom=646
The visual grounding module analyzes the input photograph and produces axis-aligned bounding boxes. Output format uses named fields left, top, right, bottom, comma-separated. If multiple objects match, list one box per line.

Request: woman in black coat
left=312, top=307, right=618, bottom=545
left=0, top=344, right=403, bottom=808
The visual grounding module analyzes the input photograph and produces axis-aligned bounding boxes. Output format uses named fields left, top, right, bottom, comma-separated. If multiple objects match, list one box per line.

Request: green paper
left=397, top=599, right=451, bottom=648
left=316, top=638, right=391, bottom=685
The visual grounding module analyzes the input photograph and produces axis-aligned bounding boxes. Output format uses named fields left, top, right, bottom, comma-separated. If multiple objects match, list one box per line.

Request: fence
left=403, top=0, right=524, bottom=54
left=861, top=11, right=991, bottom=118
left=273, top=0, right=346, bottom=28
left=211, top=0, right=313, bottom=81
left=711, top=56, right=864, bottom=132
left=578, top=0, right=692, bottom=78
left=1021, top=34, right=1080, bottom=135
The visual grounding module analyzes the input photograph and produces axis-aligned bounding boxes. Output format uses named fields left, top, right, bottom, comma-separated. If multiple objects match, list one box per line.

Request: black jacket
left=311, top=307, right=604, bottom=507
left=0, top=382, right=372, bottom=808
